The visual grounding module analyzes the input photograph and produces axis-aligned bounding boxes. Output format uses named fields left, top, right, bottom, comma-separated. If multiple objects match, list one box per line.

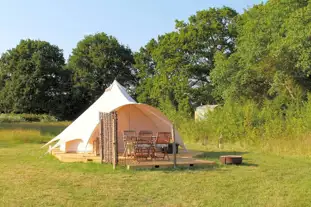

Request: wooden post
left=218, top=134, right=223, bottom=149
left=112, top=112, right=118, bottom=170
left=106, top=114, right=109, bottom=163
left=171, top=124, right=177, bottom=168
left=99, top=112, right=104, bottom=164
left=202, top=135, right=208, bottom=146
left=115, top=112, right=118, bottom=166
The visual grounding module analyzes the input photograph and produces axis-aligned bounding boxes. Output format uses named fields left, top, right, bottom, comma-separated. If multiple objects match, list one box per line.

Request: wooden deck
left=51, top=149, right=216, bottom=169
left=51, top=149, right=101, bottom=163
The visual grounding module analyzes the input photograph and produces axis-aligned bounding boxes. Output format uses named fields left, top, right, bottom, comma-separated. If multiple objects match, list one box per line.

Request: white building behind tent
left=195, top=105, right=218, bottom=121
left=43, top=80, right=185, bottom=153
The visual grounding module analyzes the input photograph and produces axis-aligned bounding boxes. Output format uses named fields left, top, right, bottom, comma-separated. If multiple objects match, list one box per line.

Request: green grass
left=1, top=123, right=311, bottom=206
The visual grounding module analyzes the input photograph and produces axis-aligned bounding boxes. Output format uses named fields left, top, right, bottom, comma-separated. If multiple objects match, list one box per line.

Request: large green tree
left=211, top=0, right=311, bottom=104
left=175, top=7, right=238, bottom=106
left=134, top=39, right=158, bottom=106
left=67, top=33, right=136, bottom=116
left=135, top=7, right=238, bottom=115
left=0, top=39, right=68, bottom=117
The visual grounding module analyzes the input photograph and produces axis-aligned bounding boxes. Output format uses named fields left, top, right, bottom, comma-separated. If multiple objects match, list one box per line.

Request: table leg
left=123, top=143, right=127, bottom=157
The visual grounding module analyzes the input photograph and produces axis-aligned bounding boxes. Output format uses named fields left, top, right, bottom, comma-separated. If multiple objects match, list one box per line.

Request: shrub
left=0, top=114, right=25, bottom=123
left=0, top=114, right=57, bottom=123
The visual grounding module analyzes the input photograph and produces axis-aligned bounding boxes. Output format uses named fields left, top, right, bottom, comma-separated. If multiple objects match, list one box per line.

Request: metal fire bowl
left=220, top=155, right=243, bottom=165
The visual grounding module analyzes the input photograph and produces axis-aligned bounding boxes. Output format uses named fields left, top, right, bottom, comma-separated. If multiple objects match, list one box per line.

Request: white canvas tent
left=43, top=80, right=185, bottom=153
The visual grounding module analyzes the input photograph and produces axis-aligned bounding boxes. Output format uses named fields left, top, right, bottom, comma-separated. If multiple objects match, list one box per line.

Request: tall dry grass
left=167, top=96, right=311, bottom=155
left=0, top=122, right=68, bottom=147
left=0, top=130, right=49, bottom=145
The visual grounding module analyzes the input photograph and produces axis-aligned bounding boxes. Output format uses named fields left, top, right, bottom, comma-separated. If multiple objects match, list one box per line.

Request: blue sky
left=0, top=0, right=264, bottom=59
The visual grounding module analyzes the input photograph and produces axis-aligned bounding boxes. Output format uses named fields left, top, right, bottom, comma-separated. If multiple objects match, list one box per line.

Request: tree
left=135, top=7, right=238, bottom=115
left=175, top=7, right=238, bottom=106
left=67, top=32, right=136, bottom=116
left=211, top=0, right=311, bottom=104
left=134, top=39, right=158, bottom=106
left=0, top=39, right=68, bottom=117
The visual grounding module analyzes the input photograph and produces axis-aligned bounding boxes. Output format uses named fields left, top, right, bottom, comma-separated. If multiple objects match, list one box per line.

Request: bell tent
left=44, top=80, right=185, bottom=153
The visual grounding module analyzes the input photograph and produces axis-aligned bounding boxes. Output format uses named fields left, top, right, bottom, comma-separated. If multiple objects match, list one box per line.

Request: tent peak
left=105, top=80, right=119, bottom=92
left=113, top=79, right=118, bottom=84
left=105, top=79, right=128, bottom=93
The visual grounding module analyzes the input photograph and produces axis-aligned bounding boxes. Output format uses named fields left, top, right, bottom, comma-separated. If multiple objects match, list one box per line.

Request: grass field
left=1, top=123, right=311, bottom=206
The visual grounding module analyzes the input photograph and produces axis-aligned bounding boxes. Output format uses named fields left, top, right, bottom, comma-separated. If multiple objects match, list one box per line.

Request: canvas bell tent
left=43, top=80, right=185, bottom=153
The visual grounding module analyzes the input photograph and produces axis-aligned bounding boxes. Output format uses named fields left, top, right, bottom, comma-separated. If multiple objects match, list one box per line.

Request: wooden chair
left=123, top=130, right=137, bottom=157
left=154, top=132, right=171, bottom=160
left=138, top=130, right=153, bottom=138
left=133, top=130, right=154, bottom=161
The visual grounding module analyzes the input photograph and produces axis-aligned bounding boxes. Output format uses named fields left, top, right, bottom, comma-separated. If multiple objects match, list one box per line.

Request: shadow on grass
left=134, top=165, right=218, bottom=173
left=118, top=151, right=257, bottom=172
left=193, top=151, right=258, bottom=167
left=239, top=162, right=258, bottom=167
left=195, top=151, right=248, bottom=160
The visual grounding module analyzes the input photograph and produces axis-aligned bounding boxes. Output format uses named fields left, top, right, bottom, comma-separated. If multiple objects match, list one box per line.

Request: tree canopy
left=67, top=32, right=136, bottom=116
left=135, top=7, right=238, bottom=116
left=211, top=0, right=311, bottom=104
left=0, top=39, right=68, bottom=117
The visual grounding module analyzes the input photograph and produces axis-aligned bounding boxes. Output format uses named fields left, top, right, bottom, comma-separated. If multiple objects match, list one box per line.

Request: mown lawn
left=1, top=123, right=311, bottom=206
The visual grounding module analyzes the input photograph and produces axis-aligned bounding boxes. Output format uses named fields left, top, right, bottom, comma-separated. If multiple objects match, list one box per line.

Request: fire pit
left=220, top=155, right=243, bottom=165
